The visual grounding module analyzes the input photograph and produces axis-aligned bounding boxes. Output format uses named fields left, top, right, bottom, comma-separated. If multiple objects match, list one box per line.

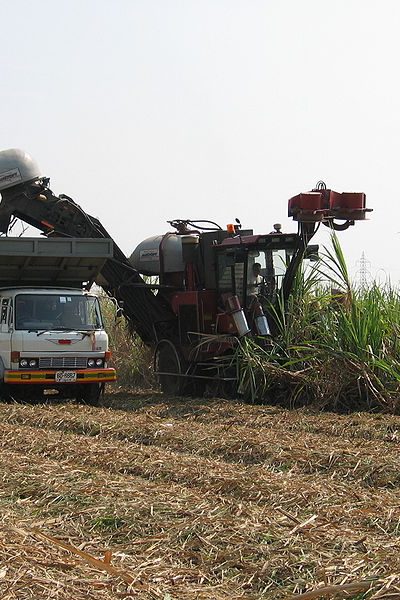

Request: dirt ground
left=1, top=390, right=400, bottom=599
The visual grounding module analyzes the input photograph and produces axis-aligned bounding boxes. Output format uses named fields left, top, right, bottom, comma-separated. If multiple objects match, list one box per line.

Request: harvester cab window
left=247, top=255, right=264, bottom=299
left=246, top=248, right=292, bottom=303
left=272, top=250, right=288, bottom=289
left=217, top=243, right=295, bottom=310
left=218, top=252, right=246, bottom=302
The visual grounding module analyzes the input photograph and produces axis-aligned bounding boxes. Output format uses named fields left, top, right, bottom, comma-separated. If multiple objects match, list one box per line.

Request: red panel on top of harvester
left=329, top=191, right=368, bottom=220
left=288, top=192, right=320, bottom=212
left=289, top=187, right=371, bottom=222
left=300, top=192, right=324, bottom=210
left=330, top=191, right=366, bottom=211
left=288, top=192, right=327, bottom=221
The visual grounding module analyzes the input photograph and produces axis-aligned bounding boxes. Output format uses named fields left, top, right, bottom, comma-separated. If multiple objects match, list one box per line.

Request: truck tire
left=154, top=340, right=186, bottom=396
left=0, top=382, right=11, bottom=402
left=77, top=383, right=102, bottom=406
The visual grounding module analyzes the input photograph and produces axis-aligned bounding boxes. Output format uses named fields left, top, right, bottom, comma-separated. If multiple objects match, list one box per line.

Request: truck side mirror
left=116, top=300, right=124, bottom=320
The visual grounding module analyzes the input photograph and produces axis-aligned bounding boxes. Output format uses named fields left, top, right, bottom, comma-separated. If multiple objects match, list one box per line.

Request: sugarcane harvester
left=0, top=150, right=371, bottom=396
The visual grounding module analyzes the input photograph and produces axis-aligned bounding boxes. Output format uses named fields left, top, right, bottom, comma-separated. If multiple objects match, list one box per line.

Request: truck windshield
left=15, top=294, right=103, bottom=331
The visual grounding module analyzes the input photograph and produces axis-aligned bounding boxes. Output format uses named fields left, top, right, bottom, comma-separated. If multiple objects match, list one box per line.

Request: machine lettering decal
left=0, top=168, right=22, bottom=187
left=140, top=249, right=159, bottom=261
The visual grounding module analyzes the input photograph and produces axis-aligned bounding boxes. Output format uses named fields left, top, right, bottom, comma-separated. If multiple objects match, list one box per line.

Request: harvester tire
left=154, top=340, right=186, bottom=396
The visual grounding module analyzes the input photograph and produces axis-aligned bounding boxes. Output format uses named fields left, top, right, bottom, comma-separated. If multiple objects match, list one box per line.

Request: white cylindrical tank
left=0, top=149, right=41, bottom=191
left=225, top=295, right=251, bottom=337
left=130, top=234, right=183, bottom=275
left=249, top=300, right=271, bottom=336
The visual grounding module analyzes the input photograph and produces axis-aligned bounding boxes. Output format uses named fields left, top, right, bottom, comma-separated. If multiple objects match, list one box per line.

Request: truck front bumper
left=4, top=368, right=117, bottom=384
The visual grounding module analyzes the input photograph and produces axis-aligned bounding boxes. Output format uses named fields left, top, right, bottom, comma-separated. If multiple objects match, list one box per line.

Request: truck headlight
left=20, top=358, right=38, bottom=368
left=87, top=358, right=95, bottom=367
left=95, top=358, right=103, bottom=366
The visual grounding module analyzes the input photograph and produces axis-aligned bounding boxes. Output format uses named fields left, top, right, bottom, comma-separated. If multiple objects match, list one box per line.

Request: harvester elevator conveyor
left=0, top=182, right=175, bottom=344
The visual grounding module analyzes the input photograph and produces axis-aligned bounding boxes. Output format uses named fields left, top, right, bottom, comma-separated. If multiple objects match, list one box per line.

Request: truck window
left=0, top=298, right=10, bottom=324
left=15, top=294, right=103, bottom=331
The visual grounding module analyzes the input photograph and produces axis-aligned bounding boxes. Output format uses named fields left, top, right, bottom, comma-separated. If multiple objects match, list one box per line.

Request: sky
left=1, top=0, right=399, bottom=283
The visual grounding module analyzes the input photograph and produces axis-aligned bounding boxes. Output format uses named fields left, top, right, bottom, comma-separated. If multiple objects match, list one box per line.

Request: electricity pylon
left=356, top=251, right=371, bottom=290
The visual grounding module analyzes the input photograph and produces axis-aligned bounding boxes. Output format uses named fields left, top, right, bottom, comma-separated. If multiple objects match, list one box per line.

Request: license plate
left=55, top=371, right=77, bottom=383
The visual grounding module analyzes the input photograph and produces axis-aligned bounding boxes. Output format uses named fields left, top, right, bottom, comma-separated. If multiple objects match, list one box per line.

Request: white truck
left=0, top=148, right=183, bottom=402
left=0, top=237, right=116, bottom=404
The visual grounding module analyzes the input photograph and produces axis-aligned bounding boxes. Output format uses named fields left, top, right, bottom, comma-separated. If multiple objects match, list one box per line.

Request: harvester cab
left=214, top=227, right=300, bottom=337
left=210, top=185, right=371, bottom=342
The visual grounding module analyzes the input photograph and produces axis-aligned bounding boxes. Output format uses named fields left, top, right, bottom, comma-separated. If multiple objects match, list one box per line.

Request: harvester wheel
left=154, top=340, right=186, bottom=396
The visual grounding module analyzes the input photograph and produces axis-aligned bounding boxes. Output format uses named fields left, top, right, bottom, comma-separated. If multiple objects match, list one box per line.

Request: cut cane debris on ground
left=1, top=391, right=400, bottom=599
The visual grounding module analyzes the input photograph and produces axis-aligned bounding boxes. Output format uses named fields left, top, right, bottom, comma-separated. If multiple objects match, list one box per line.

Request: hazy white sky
left=1, top=0, right=399, bottom=282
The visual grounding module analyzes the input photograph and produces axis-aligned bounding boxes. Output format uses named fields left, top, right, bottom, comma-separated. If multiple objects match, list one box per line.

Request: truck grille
left=39, top=357, right=88, bottom=369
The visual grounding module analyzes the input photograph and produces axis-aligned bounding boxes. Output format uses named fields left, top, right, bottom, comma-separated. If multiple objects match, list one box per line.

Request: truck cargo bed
left=0, top=237, right=113, bottom=287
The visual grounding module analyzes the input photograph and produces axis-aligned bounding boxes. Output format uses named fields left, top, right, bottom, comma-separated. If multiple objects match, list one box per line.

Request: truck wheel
left=154, top=340, right=186, bottom=396
left=77, top=383, right=102, bottom=406
left=0, top=383, right=12, bottom=403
